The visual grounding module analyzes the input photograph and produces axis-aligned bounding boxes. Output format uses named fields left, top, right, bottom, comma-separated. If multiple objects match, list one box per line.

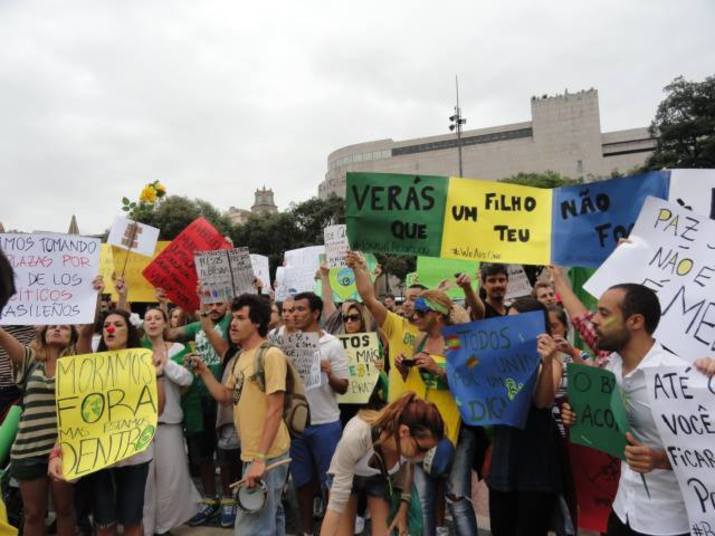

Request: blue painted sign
left=443, top=311, right=544, bottom=429
left=551, top=170, right=670, bottom=266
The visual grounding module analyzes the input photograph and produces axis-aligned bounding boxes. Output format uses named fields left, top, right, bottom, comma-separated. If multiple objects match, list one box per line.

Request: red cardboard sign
left=142, top=218, right=231, bottom=312
left=568, top=443, right=620, bottom=533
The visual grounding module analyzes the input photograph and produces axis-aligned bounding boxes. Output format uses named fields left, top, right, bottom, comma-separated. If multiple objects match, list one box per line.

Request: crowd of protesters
left=0, top=241, right=713, bottom=536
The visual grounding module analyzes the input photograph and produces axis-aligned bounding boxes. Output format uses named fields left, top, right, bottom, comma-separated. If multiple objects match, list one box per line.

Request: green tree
left=132, top=195, right=234, bottom=239
left=501, top=170, right=580, bottom=188
left=645, top=75, right=715, bottom=170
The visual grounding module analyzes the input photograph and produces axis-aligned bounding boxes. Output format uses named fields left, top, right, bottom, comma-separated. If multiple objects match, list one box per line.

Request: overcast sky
left=1, top=0, right=713, bottom=234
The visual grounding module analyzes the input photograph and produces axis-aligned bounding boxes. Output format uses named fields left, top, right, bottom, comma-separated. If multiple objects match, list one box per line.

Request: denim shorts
left=10, top=456, right=48, bottom=481
left=88, top=462, right=149, bottom=527
left=289, top=420, right=342, bottom=489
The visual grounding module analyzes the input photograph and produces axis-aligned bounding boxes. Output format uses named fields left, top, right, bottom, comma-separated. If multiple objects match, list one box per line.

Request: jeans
left=413, top=426, right=480, bottom=535
left=236, top=452, right=289, bottom=536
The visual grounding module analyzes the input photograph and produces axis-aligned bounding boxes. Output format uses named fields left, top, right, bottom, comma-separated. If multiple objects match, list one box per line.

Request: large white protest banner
left=194, top=247, right=255, bottom=304
left=281, top=245, right=325, bottom=294
left=250, top=254, right=270, bottom=290
left=585, top=196, right=715, bottom=361
left=106, top=216, right=160, bottom=257
left=269, top=331, right=321, bottom=390
left=505, top=264, right=533, bottom=301
left=668, top=169, right=715, bottom=221
left=0, top=233, right=100, bottom=325
left=324, top=225, right=348, bottom=269
left=645, top=366, right=715, bottom=535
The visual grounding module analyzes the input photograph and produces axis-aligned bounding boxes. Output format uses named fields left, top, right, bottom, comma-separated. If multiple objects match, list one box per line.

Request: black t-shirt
left=484, top=301, right=509, bottom=318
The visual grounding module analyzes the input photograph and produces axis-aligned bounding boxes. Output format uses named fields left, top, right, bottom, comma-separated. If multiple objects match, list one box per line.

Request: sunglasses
left=342, top=314, right=361, bottom=322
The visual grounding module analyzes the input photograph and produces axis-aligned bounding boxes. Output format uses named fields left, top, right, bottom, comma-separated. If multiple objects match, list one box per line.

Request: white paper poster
left=194, top=247, right=256, bottom=304
left=324, top=225, right=348, bottom=269
left=106, top=216, right=160, bottom=257
left=270, top=330, right=321, bottom=390
left=0, top=233, right=101, bottom=325
left=585, top=196, right=715, bottom=361
left=505, top=264, right=533, bottom=301
left=250, top=254, right=270, bottom=290
left=645, top=365, right=715, bottom=535
left=668, top=169, right=715, bottom=220
left=284, top=245, right=324, bottom=269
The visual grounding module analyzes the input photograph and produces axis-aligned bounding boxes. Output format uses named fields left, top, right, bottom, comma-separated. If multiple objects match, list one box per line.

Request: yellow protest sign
left=337, top=332, right=382, bottom=404
left=55, top=349, right=158, bottom=479
left=99, top=241, right=170, bottom=302
left=440, top=177, right=552, bottom=265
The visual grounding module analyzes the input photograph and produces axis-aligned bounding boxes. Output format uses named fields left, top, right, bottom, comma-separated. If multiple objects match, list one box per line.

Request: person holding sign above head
left=560, top=284, right=693, bottom=536
left=189, top=293, right=292, bottom=535
left=486, top=297, right=565, bottom=536
left=140, top=306, right=201, bottom=535
left=49, top=307, right=166, bottom=536
left=480, top=263, right=510, bottom=318
left=320, top=392, right=445, bottom=536
left=164, top=290, right=230, bottom=527
left=290, top=291, right=349, bottom=536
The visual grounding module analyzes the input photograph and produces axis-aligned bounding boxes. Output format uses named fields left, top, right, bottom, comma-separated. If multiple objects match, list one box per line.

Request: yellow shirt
left=226, top=346, right=291, bottom=462
left=381, top=312, right=460, bottom=443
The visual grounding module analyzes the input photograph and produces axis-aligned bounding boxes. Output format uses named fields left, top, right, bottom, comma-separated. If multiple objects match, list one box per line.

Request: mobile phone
left=402, top=359, right=416, bottom=368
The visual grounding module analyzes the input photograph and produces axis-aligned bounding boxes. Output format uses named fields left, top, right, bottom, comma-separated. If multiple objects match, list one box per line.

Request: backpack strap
left=250, top=341, right=276, bottom=392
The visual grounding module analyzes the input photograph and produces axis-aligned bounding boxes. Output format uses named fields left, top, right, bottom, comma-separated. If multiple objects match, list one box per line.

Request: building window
left=577, top=160, right=584, bottom=174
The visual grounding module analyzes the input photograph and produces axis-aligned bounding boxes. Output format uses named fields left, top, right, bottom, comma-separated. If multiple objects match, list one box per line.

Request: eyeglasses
left=412, top=437, right=432, bottom=454
left=342, top=314, right=361, bottom=322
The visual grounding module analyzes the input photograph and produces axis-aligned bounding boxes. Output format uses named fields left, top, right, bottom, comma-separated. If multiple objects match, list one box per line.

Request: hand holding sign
left=624, top=432, right=667, bottom=474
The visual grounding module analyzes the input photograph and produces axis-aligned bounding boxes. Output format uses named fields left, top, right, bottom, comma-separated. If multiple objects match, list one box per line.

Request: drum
left=236, top=480, right=268, bottom=513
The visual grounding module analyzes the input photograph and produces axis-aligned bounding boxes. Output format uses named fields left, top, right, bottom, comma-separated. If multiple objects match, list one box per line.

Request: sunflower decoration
left=121, top=180, right=167, bottom=213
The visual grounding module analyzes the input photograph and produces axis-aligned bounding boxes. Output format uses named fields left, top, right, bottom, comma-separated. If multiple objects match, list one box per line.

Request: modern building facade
left=318, top=89, right=656, bottom=199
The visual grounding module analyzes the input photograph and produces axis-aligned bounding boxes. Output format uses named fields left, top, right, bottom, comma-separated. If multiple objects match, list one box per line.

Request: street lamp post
left=449, top=75, right=467, bottom=177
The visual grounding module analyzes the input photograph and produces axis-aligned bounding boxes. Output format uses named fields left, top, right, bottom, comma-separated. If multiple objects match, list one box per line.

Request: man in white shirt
left=566, top=283, right=690, bottom=536
left=290, top=291, right=349, bottom=536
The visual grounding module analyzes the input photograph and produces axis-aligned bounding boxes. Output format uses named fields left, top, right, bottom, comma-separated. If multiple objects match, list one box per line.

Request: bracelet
left=49, top=446, right=62, bottom=460
left=254, top=453, right=267, bottom=461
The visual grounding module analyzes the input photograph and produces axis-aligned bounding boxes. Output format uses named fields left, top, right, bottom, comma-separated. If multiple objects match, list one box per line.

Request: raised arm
left=77, top=275, right=106, bottom=354
left=532, top=334, right=562, bottom=409
left=190, top=354, right=232, bottom=404
left=114, top=276, right=130, bottom=313
left=346, top=251, right=387, bottom=327
left=0, top=328, right=25, bottom=365
left=550, top=265, right=589, bottom=318
left=318, top=264, right=337, bottom=318
left=199, top=313, right=229, bottom=357
left=456, top=273, right=485, bottom=320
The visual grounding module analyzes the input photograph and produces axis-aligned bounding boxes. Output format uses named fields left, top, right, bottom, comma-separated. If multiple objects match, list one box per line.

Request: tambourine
left=237, top=480, right=268, bottom=513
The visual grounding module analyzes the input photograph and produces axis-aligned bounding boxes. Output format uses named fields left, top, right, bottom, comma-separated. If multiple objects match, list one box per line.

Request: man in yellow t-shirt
left=193, top=294, right=290, bottom=535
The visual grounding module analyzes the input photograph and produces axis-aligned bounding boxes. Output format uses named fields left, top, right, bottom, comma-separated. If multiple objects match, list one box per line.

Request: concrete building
left=319, top=89, right=656, bottom=199
left=227, top=187, right=279, bottom=226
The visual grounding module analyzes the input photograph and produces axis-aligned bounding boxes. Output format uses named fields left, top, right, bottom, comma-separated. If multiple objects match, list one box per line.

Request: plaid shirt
left=571, top=311, right=610, bottom=367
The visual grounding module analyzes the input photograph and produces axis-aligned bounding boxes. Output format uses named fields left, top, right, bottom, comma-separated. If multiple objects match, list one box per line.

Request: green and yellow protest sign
left=99, top=241, right=170, bottom=303
left=567, top=363, right=629, bottom=460
left=415, top=256, right=479, bottom=299
left=55, top=349, right=158, bottom=479
left=337, top=332, right=382, bottom=404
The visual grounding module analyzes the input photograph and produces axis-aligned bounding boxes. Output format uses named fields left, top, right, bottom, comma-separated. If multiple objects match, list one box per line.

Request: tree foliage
left=645, top=75, right=715, bottom=170
left=132, top=195, right=234, bottom=239
left=501, top=170, right=580, bottom=188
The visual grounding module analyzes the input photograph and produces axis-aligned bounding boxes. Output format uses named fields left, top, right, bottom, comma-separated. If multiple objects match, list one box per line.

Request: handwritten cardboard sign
left=551, top=171, right=669, bottom=266
left=0, top=233, right=100, bottom=325
left=269, top=331, right=321, bottom=391
left=567, top=364, right=629, bottom=460
left=443, top=311, right=543, bottom=429
left=55, top=349, right=158, bottom=479
left=324, top=225, right=349, bottom=269
left=337, top=332, right=381, bottom=404
left=142, top=218, right=231, bottom=312
left=325, top=253, right=378, bottom=303
left=645, top=366, right=715, bottom=535
left=668, top=169, right=715, bottom=221
left=99, top=241, right=171, bottom=303
left=585, top=196, right=715, bottom=361
left=106, top=216, right=160, bottom=257
left=505, top=264, right=532, bottom=301
left=194, top=247, right=255, bottom=304
left=250, top=254, right=270, bottom=291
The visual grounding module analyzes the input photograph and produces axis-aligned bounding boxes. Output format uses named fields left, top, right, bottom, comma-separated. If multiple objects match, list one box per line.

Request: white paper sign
left=0, top=233, right=100, bottom=325
left=668, top=169, right=715, bottom=221
left=250, top=254, right=270, bottom=291
left=505, top=264, right=533, bottom=301
left=645, top=365, right=715, bottom=535
left=269, top=330, right=321, bottom=390
left=284, top=245, right=324, bottom=269
left=281, top=265, right=317, bottom=295
left=194, top=247, right=256, bottom=304
left=324, top=225, right=348, bottom=269
left=106, top=216, right=160, bottom=257
left=585, top=197, right=715, bottom=361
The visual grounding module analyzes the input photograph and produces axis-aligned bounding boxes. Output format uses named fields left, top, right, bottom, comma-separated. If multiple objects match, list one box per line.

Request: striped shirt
left=11, top=347, right=60, bottom=460
left=0, top=326, right=35, bottom=389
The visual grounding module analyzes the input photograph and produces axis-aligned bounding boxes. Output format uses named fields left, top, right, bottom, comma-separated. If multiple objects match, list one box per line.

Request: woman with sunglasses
left=320, top=392, right=444, bottom=536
